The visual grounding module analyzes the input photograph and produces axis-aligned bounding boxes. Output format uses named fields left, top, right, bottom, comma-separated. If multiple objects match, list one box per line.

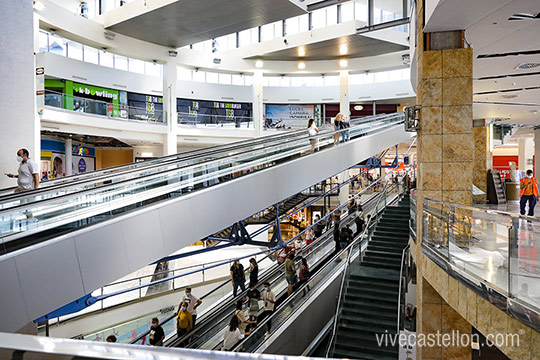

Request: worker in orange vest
left=520, top=170, right=539, bottom=216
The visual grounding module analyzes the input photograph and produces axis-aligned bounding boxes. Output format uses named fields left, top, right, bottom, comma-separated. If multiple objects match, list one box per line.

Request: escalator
left=0, top=113, right=412, bottom=333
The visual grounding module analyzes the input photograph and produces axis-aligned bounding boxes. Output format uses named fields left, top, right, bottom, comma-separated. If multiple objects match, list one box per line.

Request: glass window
left=374, top=71, right=389, bottom=82
left=313, top=76, right=324, bottom=86
left=193, top=70, right=205, bottom=82
left=324, top=76, right=339, bottom=86
left=100, top=51, right=114, bottom=67
left=67, top=41, right=83, bottom=61
left=219, top=73, right=232, bottom=85
left=104, top=0, right=115, bottom=13
left=238, top=29, right=251, bottom=47
left=350, top=73, right=362, bottom=85
left=285, top=16, right=299, bottom=36
left=86, top=0, right=97, bottom=18
left=214, top=34, right=235, bottom=52
left=262, top=77, right=269, bottom=87
left=128, top=58, right=145, bottom=74
left=303, top=77, right=315, bottom=86
left=364, top=72, right=374, bottom=83
left=244, top=75, right=253, bottom=86
left=83, top=46, right=99, bottom=64
left=178, top=68, right=192, bottom=81
left=49, top=35, right=66, bottom=56
left=145, top=62, right=161, bottom=77
left=114, top=55, right=128, bottom=71
left=402, top=68, right=410, bottom=79
left=275, top=21, right=283, bottom=38
left=203, top=40, right=213, bottom=53
left=299, top=14, right=309, bottom=32
left=341, top=2, right=355, bottom=22
left=311, top=8, right=326, bottom=29
left=374, top=0, right=403, bottom=24
left=326, top=5, right=338, bottom=26
left=206, top=72, right=218, bottom=84
left=232, top=74, right=244, bottom=85
left=290, top=77, right=303, bottom=87
left=355, top=0, right=369, bottom=23
left=38, top=31, right=49, bottom=52
left=261, top=23, right=274, bottom=42
left=192, top=42, right=204, bottom=51
left=280, top=77, right=290, bottom=87
left=268, top=77, right=280, bottom=87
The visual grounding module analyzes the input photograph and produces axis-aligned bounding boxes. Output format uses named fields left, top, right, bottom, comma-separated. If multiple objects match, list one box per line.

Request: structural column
left=472, top=120, right=491, bottom=201
left=339, top=70, right=350, bottom=118
left=65, top=138, right=73, bottom=176
left=163, top=61, right=178, bottom=156
left=252, top=70, right=264, bottom=137
left=414, top=1, right=473, bottom=358
left=535, top=127, right=540, bottom=176
left=518, top=137, right=534, bottom=172
left=0, top=1, right=38, bottom=189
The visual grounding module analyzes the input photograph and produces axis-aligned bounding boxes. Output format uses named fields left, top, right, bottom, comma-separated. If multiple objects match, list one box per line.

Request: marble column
left=414, top=1, right=473, bottom=358
left=163, top=61, right=178, bottom=156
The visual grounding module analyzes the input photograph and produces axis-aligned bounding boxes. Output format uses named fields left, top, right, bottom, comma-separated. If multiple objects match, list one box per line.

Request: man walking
left=6, top=148, right=39, bottom=192
left=520, top=170, right=539, bottom=216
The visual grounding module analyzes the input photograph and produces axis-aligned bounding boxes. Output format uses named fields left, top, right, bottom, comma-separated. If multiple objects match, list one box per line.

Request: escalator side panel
left=0, top=125, right=411, bottom=332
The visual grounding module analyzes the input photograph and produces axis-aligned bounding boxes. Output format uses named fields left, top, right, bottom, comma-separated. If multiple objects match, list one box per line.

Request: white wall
left=0, top=1, right=38, bottom=190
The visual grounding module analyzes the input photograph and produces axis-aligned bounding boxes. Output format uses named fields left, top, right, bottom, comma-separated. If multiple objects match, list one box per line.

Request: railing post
left=139, top=278, right=142, bottom=299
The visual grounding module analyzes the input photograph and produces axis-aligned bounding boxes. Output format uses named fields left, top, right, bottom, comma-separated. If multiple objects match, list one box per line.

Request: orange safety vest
left=520, top=177, right=539, bottom=197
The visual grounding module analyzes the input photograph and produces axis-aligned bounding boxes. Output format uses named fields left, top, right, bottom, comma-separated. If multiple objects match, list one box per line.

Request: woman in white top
left=307, top=119, right=319, bottom=153
left=223, top=315, right=244, bottom=351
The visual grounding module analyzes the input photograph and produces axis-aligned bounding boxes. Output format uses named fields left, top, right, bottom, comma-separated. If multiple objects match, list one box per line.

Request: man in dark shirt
left=354, top=212, right=365, bottom=237
left=149, top=317, right=165, bottom=346
left=340, top=224, right=353, bottom=250
left=230, top=260, right=246, bottom=297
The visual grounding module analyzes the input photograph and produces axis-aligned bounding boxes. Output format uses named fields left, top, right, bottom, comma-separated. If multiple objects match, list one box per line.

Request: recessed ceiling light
left=339, top=59, right=348, bottom=68
left=255, top=60, right=264, bottom=68
left=297, top=62, right=306, bottom=70
left=298, top=47, right=306, bottom=57
left=339, top=44, right=348, bottom=55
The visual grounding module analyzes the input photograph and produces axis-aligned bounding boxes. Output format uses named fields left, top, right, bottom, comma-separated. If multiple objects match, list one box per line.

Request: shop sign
left=145, top=95, right=163, bottom=104
left=72, top=145, right=90, bottom=156
left=76, top=86, right=118, bottom=101
left=78, top=158, right=87, bottom=173
left=213, top=102, right=241, bottom=109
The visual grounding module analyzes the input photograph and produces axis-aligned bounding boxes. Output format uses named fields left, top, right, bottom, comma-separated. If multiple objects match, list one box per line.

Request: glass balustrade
left=0, top=114, right=404, bottom=255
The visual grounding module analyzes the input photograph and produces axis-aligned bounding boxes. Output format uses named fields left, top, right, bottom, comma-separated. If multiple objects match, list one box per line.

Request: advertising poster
left=52, top=153, right=66, bottom=179
left=72, top=156, right=95, bottom=175
left=265, top=104, right=314, bottom=128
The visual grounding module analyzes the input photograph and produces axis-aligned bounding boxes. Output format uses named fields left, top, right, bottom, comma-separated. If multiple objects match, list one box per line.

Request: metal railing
left=43, top=89, right=166, bottom=124
left=397, top=244, right=410, bottom=333
left=177, top=111, right=253, bottom=128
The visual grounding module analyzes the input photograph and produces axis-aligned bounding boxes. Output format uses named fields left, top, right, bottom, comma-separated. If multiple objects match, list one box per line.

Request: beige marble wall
left=417, top=252, right=539, bottom=360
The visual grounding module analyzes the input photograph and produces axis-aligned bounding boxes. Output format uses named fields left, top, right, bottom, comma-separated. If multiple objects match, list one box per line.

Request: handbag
left=249, top=298, right=260, bottom=312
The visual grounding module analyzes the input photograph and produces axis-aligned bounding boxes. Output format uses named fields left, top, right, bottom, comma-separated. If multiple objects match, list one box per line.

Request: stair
left=332, top=194, right=410, bottom=360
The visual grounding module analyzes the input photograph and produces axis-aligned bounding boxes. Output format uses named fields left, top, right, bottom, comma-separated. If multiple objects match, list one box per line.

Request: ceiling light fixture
left=297, top=62, right=306, bottom=70
left=508, top=12, right=540, bottom=20
left=339, top=59, right=348, bottom=68
left=298, top=47, right=306, bottom=57
left=168, top=50, right=178, bottom=57
left=255, top=60, right=264, bottom=68
left=339, top=44, right=348, bottom=55
left=104, top=32, right=116, bottom=41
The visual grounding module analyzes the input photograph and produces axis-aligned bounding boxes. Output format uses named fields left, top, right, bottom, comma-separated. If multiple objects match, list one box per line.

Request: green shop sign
left=75, top=85, right=119, bottom=101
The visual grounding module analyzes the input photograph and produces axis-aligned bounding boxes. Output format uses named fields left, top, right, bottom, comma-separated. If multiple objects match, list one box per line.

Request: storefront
left=44, top=79, right=127, bottom=118
left=177, top=98, right=252, bottom=126
left=127, top=92, right=163, bottom=122
left=40, top=139, right=96, bottom=181
left=324, top=103, right=398, bottom=123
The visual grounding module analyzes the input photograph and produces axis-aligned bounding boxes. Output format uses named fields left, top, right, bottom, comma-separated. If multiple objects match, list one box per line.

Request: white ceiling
left=426, top=0, right=540, bottom=126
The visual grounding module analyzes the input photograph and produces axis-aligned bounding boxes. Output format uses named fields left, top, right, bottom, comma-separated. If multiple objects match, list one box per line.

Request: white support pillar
left=0, top=1, right=37, bottom=189
left=65, top=138, right=73, bottom=175
left=339, top=70, right=349, bottom=118
left=338, top=170, right=350, bottom=205
left=163, top=61, right=178, bottom=156
left=534, top=127, right=540, bottom=178
left=518, top=137, right=534, bottom=172
left=252, top=70, right=264, bottom=137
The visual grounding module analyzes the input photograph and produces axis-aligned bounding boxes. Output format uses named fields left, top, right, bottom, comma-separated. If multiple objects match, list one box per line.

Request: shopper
left=246, top=282, right=262, bottom=331
left=520, top=170, right=539, bottom=216
left=234, top=300, right=249, bottom=335
left=261, top=281, right=276, bottom=335
left=230, top=260, right=246, bottom=297
left=298, top=257, right=311, bottom=295
left=333, top=114, right=342, bottom=146
left=340, top=115, right=351, bottom=142
left=307, top=119, right=319, bottom=153
left=149, top=317, right=165, bottom=346
left=333, top=224, right=341, bottom=254
left=340, top=224, right=353, bottom=250
left=181, top=287, right=202, bottom=326
left=248, top=258, right=259, bottom=287
left=313, top=215, right=324, bottom=238
left=222, top=316, right=244, bottom=351
left=6, top=148, right=39, bottom=192
left=305, top=227, right=315, bottom=252
left=348, top=198, right=357, bottom=215
left=176, top=301, right=193, bottom=346
left=284, top=253, right=296, bottom=296
left=106, top=335, right=117, bottom=343
left=354, top=211, right=366, bottom=237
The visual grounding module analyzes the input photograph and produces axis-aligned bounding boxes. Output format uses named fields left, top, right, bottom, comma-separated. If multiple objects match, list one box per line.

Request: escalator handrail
left=0, top=114, right=401, bottom=218
left=0, top=113, right=388, bottom=202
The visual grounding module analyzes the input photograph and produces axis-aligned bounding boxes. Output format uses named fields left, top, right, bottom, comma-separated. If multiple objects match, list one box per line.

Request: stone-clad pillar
left=414, top=0, right=473, bottom=358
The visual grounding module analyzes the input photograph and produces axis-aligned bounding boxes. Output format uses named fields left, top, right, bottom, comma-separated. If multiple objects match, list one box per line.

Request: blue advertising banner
left=265, top=104, right=314, bottom=129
